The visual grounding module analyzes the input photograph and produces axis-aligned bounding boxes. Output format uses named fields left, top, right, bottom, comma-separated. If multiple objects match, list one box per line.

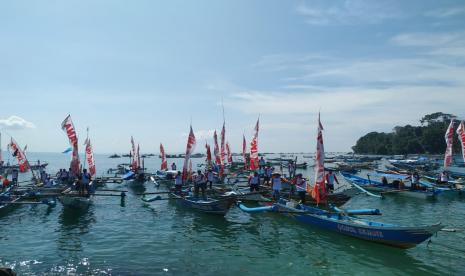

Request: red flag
left=182, top=126, right=196, bottom=182
left=311, top=113, right=325, bottom=204
left=160, top=143, right=168, bottom=171
left=61, top=115, right=80, bottom=175
left=226, top=142, right=233, bottom=163
left=205, top=142, right=212, bottom=162
left=84, top=138, right=96, bottom=177
left=213, top=130, right=221, bottom=165
left=250, top=118, right=259, bottom=170
left=457, top=121, right=465, bottom=166
left=220, top=122, right=226, bottom=165
left=9, top=137, right=29, bottom=172
left=242, top=135, right=247, bottom=169
left=444, top=120, right=454, bottom=169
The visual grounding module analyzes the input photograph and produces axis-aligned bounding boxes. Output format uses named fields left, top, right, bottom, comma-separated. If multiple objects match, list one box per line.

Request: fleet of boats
left=2, top=115, right=465, bottom=251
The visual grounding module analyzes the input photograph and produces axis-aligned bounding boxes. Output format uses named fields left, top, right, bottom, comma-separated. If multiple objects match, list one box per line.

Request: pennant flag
left=9, top=137, right=29, bottom=172
left=220, top=122, right=226, bottom=165
left=84, top=138, right=96, bottom=176
left=226, top=142, right=233, bottom=163
left=61, top=115, right=80, bottom=175
left=62, top=147, right=72, bottom=154
left=456, top=121, right=465, bottom=166
left=444, top=120, right=454, bottom=169
left=0, top=132, right=2, bottom=163
left=160, top=143, right=168, bottom=171
left=242, top=135, right=247, bottom=169
left=205, top=142, right=212, bottom=162
left=311, top=113, right=325, bottom=205
left=182, top=125, right=196, bottom=183
left=250, top=118, right=259, bottom=170
left=213, top=130, right=221, bottom=166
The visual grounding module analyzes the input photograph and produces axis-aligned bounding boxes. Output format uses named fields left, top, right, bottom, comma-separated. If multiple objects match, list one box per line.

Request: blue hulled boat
left=239, top=200, right=443, bottom=249
left=340, top=172, right=441, bottom=199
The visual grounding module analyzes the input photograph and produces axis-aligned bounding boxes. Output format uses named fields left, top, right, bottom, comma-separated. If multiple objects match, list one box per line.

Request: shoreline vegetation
left=352, top=112, right=462, bottom=155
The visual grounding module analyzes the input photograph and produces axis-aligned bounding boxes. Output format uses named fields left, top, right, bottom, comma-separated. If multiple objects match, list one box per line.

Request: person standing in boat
left=295, top=174, right=307, bottom=204
left=171, top=162, right=177, bottom=171
left=271, top=172, right=282, bottom=201
left=259, top=156, right=266, bottom=169
left=206, top=168, right=214, bottom=190
left=288, top=161, right=296, bottom=179
left=81, top=169, right=92, bottom=195
left=439, top=171, right=449, bottom=184
left=248, top=172, right=260, bottom=192
left=410, top=171, right=420, bottom=190
left=263, top=166, right=271, bottom=185
left=325, top=170, right=339, bottom=192
left=194, top=170, right=207, bottom=200
left=174, top=171, right=183, bottom=194
left=11, top=169, right=18, bottom=186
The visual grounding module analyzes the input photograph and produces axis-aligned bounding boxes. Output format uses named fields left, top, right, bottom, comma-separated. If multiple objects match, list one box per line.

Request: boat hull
left=58, top=195, right=92, bottom=209
left=273, top=204, right=442, bottom=249
left=170, top=194, right=235, bottom=215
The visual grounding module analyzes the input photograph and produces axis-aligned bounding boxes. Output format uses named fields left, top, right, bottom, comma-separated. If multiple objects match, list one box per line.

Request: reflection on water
left=57, top=206, right=96, bottom=253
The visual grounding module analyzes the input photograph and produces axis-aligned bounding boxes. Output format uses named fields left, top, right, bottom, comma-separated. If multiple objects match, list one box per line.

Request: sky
left=0, top=0, right=464, bottom=154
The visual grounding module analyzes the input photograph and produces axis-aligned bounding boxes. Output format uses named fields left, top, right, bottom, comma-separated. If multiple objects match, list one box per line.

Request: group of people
left=56, top=168, right=93, bottom=195
left=173, top=168, right=216, bottom=200
left=247, top=166, right=340, bottom=204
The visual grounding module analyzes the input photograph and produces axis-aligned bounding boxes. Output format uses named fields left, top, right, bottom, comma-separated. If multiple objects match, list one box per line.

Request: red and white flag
left=182, top=125, right=196, bottom=182
left=310, top=113, right=325, bottom=205
left=226, top=142, right=233, bottom=163
left=242, top=135, right=247, bottom=169
left=9, top=137, right=29, bottom=172
left=61, top=115, right=80, bottom=175
left=213, top=130, right=221, bottom=165
left=205, top=142, right=212, bottom=162
left=160, top=143, right=168, bottom=171
left=220, top=122, right=226, bottom=165
left=250, top=118, right=259, bottom=170
left=84, top=138, right=96, bottom=177
left=444, top=120, right=454, bottom=169
left=456, top=121, right=465, bottom=166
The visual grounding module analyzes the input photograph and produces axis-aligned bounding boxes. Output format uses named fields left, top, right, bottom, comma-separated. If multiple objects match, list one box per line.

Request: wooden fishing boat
left=58, top=188, right=92, bottom=209
left=0, top=187, right=21, bottom=213
left=170, top=193, right=236, bottom=215
left=239, top=199, right=443, bottom=249
left=340, top=172, right=441, bottom=199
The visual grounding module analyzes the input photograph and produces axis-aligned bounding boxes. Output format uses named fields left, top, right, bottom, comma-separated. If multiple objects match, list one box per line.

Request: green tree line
left=352, top=112, right=463, bottom=155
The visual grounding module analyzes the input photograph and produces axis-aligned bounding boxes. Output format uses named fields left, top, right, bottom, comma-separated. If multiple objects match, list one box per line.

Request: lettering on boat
left=337, top=224, right=384, bottom=238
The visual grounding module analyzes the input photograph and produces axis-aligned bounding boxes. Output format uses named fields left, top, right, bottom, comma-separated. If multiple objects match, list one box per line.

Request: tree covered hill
left=352, top=112, right=463, bottom=155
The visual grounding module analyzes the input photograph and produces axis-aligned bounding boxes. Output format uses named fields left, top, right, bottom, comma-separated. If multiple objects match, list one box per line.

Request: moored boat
left=170, top=193, right=236, bottom=215
left=340, top=172, right=441, bottom=199
left=239, top=199, right=443, bottom=249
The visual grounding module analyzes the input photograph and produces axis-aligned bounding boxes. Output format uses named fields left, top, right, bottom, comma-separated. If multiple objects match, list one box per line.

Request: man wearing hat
left=271, top=171, right=282, bottom=201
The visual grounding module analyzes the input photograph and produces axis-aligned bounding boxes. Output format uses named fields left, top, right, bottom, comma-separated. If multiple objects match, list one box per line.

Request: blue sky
left=0, top=0, right=464, bottom=154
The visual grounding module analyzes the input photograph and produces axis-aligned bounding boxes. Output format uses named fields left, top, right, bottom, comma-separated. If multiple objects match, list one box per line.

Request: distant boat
left=109, top=154, right=121, bottom=158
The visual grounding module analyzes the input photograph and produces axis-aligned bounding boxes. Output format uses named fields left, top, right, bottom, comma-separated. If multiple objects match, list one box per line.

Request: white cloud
left=296, top=0, right=403, bottom=25
left=425, top=6, right=465, bottom=18
left=390, top=32, right=465, bottom=48
left=0, top=116, right=35, bottom=130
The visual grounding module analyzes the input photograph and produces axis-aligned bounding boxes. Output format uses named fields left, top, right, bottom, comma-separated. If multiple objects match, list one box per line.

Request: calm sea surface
left=1, top=152, right=465, bottom=275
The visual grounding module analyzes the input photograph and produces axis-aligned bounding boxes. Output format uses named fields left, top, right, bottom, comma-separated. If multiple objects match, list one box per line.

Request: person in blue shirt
left=248, top=172, right=260, bottom=192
